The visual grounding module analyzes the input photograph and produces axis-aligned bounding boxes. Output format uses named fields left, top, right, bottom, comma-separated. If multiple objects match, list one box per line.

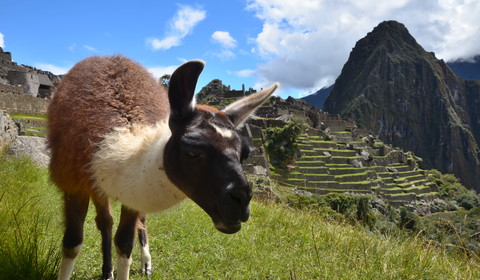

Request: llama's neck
left=91, top=122, right=186, bottom=213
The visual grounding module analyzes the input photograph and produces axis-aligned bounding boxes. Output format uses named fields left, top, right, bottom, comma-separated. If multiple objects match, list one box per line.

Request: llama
left=47, top=55, right=278, bottom=280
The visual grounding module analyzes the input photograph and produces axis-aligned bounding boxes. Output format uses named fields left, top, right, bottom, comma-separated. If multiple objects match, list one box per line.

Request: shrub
left=456, top=191, right=480, bottom=210
left=0, top=211, right=60, bottom=280
left=264, top=121, right=303, bottom=168
left=399, top=207, right=418, bottom=230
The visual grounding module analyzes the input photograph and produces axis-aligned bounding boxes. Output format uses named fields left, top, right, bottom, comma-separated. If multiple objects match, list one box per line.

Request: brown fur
left=48, top=55, right=168, bottom=195
left=195, top=104, right=223, bottom=114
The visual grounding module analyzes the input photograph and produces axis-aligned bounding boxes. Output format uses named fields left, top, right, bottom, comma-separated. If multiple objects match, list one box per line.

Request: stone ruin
left=0, top=47, right=60, bottom=99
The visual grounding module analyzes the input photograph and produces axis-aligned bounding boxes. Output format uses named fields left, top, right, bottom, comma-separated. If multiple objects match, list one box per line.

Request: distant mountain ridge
left=300, top=85, right=333, bottom=109
left=323, top=20, right=480, bottom=191
left=447, top=55, right=480, bottom=80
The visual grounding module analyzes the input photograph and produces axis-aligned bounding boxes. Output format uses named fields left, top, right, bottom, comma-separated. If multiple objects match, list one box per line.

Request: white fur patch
left=91, top=122, right=186, bottom=213
left=140, top=243, right=152, bottom=275
left=211, top=123, right=233, bottom=139
left=58, top=244, right=82, bottom=280
left=116, top=255, right=132, bottom=280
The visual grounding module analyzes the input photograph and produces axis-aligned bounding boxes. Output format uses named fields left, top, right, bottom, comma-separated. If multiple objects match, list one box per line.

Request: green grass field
left=2, top=155, right=480, bottom=279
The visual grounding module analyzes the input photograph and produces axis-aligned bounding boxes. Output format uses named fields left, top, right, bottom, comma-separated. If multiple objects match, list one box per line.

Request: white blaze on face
left=211, top=123, right=233, bottom=139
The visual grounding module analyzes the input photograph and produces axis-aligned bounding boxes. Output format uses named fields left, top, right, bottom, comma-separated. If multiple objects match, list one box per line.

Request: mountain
left=300, top=56, right=480, bottom=110
left=300, top=85, right=333, bottom=109
left=447, top=55, right=480, bottom=80
left=323, top=20, right=480, bottom=191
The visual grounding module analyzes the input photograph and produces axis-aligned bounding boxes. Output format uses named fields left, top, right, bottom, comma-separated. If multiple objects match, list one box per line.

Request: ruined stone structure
left=225, top=84, right=257, bottom=98
left=0, top=47, right=59, bottom=98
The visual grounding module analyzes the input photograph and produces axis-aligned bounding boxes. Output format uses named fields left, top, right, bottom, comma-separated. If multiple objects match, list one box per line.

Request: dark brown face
left=164, top=107, right=252, bottom=234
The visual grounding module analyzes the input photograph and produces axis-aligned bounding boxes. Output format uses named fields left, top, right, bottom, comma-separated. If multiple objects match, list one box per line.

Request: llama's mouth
left=214, top=221, right=242, bottom=234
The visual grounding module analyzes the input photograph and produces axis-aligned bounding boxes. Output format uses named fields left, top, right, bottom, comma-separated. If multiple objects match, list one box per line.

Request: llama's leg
left=137, top=214, right=152, bottom=275
left=92, top=194, right=114, bottom=280
left=58, top=192, right=90, bottom=280
left=114, top=205, right=139, bottom=280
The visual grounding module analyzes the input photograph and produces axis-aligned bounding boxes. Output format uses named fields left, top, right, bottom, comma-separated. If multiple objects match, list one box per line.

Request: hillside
left=323, top=20, right=480, bottom=191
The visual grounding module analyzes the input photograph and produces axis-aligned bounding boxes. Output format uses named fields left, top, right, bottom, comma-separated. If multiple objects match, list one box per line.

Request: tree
left=264, top=121, right=304, bottom=168
left=159, top=74, right=171, bottom=89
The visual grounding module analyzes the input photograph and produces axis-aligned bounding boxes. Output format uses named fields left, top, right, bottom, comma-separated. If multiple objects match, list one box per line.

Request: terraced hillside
left=273, top=127, right=438, bottom=206
left=236, top=97, right=439, bottom=206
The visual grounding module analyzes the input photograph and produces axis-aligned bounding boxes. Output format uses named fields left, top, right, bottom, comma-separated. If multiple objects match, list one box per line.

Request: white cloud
left=235, top=69, right=255, bottom=78
left=147, top=36, right=181, bottom=51
left=211, top=31, right=237, bottom=48
left=83, top=45, right=102, bottom=53
left=146, top=65, right=177, bottom=80
left=0, top=32, right=4, bottom=48
left=246, top=0, right=480, bottom=95
left=215, top=49, right=236, bottom=60
left=35, top=63, right=71, bottom=75
left=147, top=5, right=206, bottom=51
left=210, top=31, right=237, bottom=60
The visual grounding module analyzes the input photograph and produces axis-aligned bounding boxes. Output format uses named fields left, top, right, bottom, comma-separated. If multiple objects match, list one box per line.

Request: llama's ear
left=223, top=83, right=279, bottom=128
left=168, top=60, right=205, bottom=130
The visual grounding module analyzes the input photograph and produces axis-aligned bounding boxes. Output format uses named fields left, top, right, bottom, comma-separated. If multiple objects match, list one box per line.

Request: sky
left=1, top=0, right=479, bottom=99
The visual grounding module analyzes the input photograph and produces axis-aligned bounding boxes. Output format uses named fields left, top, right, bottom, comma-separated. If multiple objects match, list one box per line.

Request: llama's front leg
left=138, top=214, right=152, bottom=275
left=92, top=195, right=114, bottom=280
left=114, top=205, right=139, bottom=280
left=58, top=193, right=90, bottom=280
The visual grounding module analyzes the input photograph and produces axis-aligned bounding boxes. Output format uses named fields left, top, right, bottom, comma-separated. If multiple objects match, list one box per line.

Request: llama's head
left=164, top=61, right=278, bottom=234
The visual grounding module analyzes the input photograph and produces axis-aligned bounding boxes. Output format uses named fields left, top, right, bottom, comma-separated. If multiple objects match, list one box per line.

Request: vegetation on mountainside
left=2, top=154, right=480, bottom=279
left=264, top=121, right=304, bottom=168
left=195, top=79, right=230, bottom=107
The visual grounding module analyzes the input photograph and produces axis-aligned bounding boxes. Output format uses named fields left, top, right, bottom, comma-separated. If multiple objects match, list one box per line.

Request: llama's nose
left=226, top=182, right=252, bottom=222
left=227, top=181, right=252, bottom=204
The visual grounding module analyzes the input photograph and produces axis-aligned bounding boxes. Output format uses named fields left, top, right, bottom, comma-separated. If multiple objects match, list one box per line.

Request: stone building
left=0, top=47, right=58, bottom=98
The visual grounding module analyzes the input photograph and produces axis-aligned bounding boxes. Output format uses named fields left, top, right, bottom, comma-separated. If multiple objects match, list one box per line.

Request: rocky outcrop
left=324, top=21, right=480, bottom=191
left=0, top=110, right=17, bottom=151
left=7, top=136, right=50, bottom=168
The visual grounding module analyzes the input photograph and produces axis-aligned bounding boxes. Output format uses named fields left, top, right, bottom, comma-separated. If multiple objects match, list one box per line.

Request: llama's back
left=48, top=55, right=169, bottom=194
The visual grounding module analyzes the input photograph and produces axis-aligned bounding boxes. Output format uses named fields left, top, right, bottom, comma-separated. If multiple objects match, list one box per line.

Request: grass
left=10, top=113, right=48, bottom=121
left=0, top=155, right=62, bottom=280
left=2, top=155, right=480, bottom=279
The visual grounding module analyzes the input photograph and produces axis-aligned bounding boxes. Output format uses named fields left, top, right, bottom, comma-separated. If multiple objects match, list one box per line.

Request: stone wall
left=0, top=92, right=49, bottom=115
left=0, top=83, right=24, bottom=95
left=0, top=49, right=12, bottom=63
left=7, top=71, right=40, bottom=97
left=0, top=110, right=18, bottom=151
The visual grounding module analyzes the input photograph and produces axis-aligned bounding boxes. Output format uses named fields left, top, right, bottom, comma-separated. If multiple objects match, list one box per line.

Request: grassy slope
left=1, top=156, right=480, bottom=279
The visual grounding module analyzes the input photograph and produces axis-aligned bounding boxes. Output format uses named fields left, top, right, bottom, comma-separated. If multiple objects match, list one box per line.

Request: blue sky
left=1, top=0, right=479, bottom=99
